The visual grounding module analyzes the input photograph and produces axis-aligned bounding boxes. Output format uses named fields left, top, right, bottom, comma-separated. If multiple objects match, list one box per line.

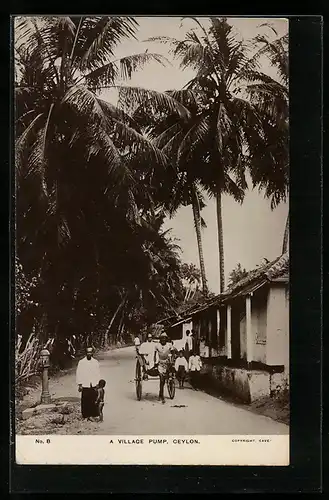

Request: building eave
left=168, top=317, right=192, bottom=328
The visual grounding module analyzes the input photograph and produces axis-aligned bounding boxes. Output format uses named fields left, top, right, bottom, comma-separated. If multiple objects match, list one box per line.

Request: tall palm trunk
left=282, top=211, right=289, bottom=254
left=216, top=190, right=225, bottom=293
left=184, top=282, right=192, bottom=302
left=116, top=303, right=127, bottom=343
left=191, top=189, right=208, bottom=294
left=104, top=292, right=128, bottom=347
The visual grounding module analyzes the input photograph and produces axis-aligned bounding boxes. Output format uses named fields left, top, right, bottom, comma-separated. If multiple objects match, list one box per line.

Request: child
left=174, top=350, right=188, bottom=389
left=95, top=379, right=106, bottom=422
left=188, top=351, right=202, bottom=390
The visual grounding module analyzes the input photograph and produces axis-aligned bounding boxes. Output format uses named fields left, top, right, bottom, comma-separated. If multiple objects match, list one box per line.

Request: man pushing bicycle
left=154, top=332, right=175, bottom=404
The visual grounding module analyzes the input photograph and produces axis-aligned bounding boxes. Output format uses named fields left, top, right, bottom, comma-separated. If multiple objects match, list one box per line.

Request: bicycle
left=135, top=352, right=176, bottom=401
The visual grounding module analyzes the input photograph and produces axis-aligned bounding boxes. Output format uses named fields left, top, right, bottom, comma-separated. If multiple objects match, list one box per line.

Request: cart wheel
left=167, top=375, right=175, bottom=399
left=135, top=359, right=142, bottom=401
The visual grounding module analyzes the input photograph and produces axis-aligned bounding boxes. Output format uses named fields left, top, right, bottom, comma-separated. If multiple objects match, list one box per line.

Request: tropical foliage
left=14, top=16, right=288, bottom=377
left=228, top=263, right=249, bottom=287
left=147, top=18, right=289, bottom=292
left=14, top=16, right=189, bottom=367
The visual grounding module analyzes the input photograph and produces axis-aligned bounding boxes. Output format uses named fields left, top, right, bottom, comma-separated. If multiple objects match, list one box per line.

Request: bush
left=15, top=330, right=41, bottom=387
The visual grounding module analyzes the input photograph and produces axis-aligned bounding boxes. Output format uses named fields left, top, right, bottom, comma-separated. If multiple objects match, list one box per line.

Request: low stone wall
left=270, top=371, right=289, bottom=396
left=200, top=363, right=271, bottom=403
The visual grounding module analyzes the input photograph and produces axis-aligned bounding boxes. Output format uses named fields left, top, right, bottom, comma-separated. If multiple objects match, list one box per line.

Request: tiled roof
left=222, top=252, right=289, bottom=299
left=165, top=253, right=289, bottom=325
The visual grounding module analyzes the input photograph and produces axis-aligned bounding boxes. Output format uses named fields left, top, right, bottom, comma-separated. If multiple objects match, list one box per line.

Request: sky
left=99, top=17, right=289, bottom=294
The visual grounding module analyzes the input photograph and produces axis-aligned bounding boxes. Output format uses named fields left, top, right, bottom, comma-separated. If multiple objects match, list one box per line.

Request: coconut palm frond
left=110, top=118, right=169, bottom=167
left=161, top=130, right=184, bottom=159
left=25, top=127, right=49, bottom=197
left=116, top=85, right=191, bottom=120
left=57, top=215, right=71, bottom=246
left=96, top=98, right=137, bottom=126
left=246, top=81, right=288, bottom=101
left=62, top=84, right=108, bottom=128
left=223, top=173, right=245, bottom=203
left=28, top=19, right=61, bottom=86
left=251, top=32, right=288, bottom=85
left=226, top=42, right=250, bottom=83
left=246, top=83, right=288, bottom=121
left=16, top=112, right=44, bottom=149
left=165, top=88, right=200, bottom=109
left=126, top=188, right=141, bottom=225
left=44, top=16, right=76, bottom=61
left=230, top=96, right=264, bottom=132
left=174, top=38, right=208, bottom=71
left=152, top=122, right=181, bottom=149
left=216, top=102, right=232, bottom=153
left=84, top=52, right=169, bottom=90
left=78, top=16, right=138, bottom=72
left=118, top=52, right=170, bottom=79
left=256, top=22, right=279, bottom=37
left=241, top=69, right=281, bottom=86
left=15, top=113, right=44, bottom=181
left=83, top=60, right=119, bottom=89
left=200, top=217, right=207, bottom=229
left=85, top=123, right=131, bottom=186
left=143, top=36, right=183, bottom=50
left=178, top=116, right=211, bottom=162
left=208, top=18, right=240, bottom=70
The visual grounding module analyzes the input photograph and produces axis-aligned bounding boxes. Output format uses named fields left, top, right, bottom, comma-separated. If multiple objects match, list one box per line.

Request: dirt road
left=18, top=346, right=288, bottom=436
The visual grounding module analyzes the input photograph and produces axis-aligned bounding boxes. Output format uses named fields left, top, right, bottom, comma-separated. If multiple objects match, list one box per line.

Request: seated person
left=138, top=333, right=156, bottom=379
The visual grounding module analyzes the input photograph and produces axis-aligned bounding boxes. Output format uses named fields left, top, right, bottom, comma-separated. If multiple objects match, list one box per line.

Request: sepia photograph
left=14, top=15, right=289, bottom=465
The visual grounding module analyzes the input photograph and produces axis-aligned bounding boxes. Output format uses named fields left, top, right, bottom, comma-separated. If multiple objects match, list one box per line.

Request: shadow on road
left=125, top=391, right=160, bottom=403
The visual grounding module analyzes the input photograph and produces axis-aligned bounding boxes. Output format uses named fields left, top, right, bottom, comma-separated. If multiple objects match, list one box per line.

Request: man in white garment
left=76, top=347, right=101, bottom=420
left=188, top=350, right=202, bottom=390
left=185, top=330, right=193, bottom=359
left=134, top=336, right=141, bottom=352
left=139, top=333, right=156, bottom=380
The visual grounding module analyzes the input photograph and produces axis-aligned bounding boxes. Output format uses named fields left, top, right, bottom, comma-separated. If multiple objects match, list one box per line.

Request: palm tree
left=136, top=90, right=214, bottom=294
left=243, top=24, right=289, bottom=253
left=180, top=262, right=202, bottom=301
left=228, top=262, right=249, bottom=287
left=148, top=18, right=287, bottom=291
left=15, top=16, right=189, bottom=220
left=14, top=16, right=191, bottom=357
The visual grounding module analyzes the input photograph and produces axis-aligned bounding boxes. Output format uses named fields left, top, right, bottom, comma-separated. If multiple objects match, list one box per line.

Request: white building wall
left=252, top=291, right=268, bottom=364
left=240, top=315, right=247, bottom=359
left=266, top=284, right=289, bottom=367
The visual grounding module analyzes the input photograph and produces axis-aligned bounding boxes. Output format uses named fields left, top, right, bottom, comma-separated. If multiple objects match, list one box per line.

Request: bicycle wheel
left=167, top=375, right=176, bottom=399
left=135, top=358, right=142, bottom=401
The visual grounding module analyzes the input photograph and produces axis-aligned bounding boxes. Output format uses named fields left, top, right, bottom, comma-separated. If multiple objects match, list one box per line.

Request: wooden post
left=246, top=294, right=253, bottom=364
left=208, top=317, right=212, bottom=357
left=40, top=349, right=51, bottom=404
left=216, top=307, right=220, bottom=354
left=227, top=304, right=232, bottom=359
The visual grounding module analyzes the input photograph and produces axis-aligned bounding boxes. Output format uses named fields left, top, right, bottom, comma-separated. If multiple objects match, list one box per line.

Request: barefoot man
left=76, top=347, right=101, bottom=421
left=155, top=332, right=174, bottom=404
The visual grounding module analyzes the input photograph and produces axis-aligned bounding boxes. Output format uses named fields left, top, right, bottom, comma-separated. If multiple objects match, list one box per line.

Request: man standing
left=188, top=350, right=202, bottom=390
left=76, top=347, right=101, bottom=420
left=191, top=330, right=199, bottom=352
left=185, top=330, right=192, bottom=359
left=175, top=350, right=188, bottom=389
left=154, top=332, right=174, bottom=404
